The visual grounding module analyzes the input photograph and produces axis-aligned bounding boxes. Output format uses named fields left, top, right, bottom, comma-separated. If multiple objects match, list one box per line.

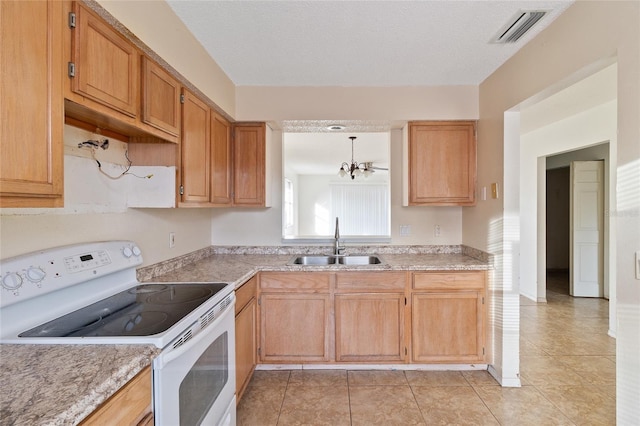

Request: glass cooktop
left=20, top=283, right=228, bottom=338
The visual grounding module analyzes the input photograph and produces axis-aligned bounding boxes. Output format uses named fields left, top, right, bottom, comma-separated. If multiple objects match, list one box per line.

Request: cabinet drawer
left=413, top=272, right=485, bottom=290
left=259, top=272, right=331, bottom=292
left=235, top=276, right=257, bottom=315
left=336, top=272, right=406, bottom=292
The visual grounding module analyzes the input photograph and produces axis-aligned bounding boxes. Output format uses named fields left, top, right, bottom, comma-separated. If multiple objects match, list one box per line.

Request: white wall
left=467, top=1, right=639, bottom=420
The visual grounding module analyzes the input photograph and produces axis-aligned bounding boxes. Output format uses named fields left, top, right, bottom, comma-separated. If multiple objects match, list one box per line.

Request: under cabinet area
left=235, top=276, right=257, bottom=402
left=80, top=366, right=153, bottom=426
left=406, top=121, right=477, bottom=206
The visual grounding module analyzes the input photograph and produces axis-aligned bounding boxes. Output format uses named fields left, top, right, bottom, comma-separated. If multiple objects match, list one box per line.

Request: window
left=284, top=178, right=294, bottom=236
left=330, top=183, right=389, bottom=236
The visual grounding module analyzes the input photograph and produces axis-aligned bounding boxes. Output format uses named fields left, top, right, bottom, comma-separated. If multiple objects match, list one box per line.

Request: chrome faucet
left=334, top=217, right=345, bottom=256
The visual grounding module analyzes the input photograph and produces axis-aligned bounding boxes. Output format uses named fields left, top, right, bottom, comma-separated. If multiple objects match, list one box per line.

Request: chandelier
left=338, top=136, right=374, bottom=180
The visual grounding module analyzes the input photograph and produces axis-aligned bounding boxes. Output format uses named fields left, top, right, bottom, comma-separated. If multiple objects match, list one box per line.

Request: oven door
left=153, top=298, right=236, bottom=426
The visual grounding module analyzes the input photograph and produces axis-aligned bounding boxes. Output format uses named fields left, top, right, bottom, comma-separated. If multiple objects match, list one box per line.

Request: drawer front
left=235, top=275, right=257, bottom=315
left=413, top=272, right=485, bottom=290
left=259, top=272, right=331, bottom=292
left=336, top=272, right=406, bottom=292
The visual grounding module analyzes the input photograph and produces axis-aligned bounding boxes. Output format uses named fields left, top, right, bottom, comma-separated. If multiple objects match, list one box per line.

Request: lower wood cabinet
left=235, top=276, right=257, bottom=402
left=258, top=273, right=331, bottom=363
left=80, top=366, right=152, bottom=426
left=335, top=293, right=405, bottom=362
left=411, top=272, right=486, bottom=363
left=260, top=293, right=331, bottom=362
left=257, top=270, right=486, bottom=365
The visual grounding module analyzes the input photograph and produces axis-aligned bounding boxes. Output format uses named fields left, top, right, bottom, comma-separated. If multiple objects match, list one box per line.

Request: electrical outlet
left=434, top=225, right=441, bottom=237
left=400, top=225, right=411, bottom=236
left=169, top=232, right=175, bottom=248
left=636, top=251, right=640, bottom=280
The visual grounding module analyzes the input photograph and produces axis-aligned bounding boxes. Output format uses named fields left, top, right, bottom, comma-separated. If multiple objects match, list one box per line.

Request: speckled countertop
left=142, top=245, right=492, bottom=289
left=0, top=245, right=489, bottom=425
left=0, top=344, right=159, bottom=425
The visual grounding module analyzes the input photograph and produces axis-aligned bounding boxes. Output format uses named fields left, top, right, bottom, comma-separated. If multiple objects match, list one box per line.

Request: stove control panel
left=0, top=241, right=143, bottom=308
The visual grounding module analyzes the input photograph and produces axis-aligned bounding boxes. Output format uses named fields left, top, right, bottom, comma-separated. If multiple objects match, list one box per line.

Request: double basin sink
left=290, top=255, right=382, bottom=266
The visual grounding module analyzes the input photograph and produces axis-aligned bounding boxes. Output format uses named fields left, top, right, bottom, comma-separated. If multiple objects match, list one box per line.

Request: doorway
left=544, top=144, right=609, bottom=301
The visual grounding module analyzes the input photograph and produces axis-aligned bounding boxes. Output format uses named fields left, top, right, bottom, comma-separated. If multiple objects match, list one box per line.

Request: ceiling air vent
left=492, top=10, right=547, bottom=44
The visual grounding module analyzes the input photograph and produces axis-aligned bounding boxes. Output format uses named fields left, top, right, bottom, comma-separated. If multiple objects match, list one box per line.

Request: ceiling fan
left=338, top=136, right=388, bottom=180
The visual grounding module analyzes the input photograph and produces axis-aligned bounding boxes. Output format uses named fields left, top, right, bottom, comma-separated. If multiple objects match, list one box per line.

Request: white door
left=570, top=160, right=604, bottom=297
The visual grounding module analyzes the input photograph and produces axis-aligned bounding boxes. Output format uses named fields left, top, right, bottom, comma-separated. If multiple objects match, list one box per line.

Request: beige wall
left=95, top=0, right=236, bottom=118
left=236, top=86, right=478, bottom=122
left=468, top=1, right=639, bottom=420
left=210, top=128, right=464, bottom=246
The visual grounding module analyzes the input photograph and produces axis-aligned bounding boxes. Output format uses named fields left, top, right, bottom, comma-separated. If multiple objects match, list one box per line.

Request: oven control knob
left=123, top=247, right=133, bottom=258
left=2, top=272, right=23, bottom=290
left=132, top=246, right=141, bottom=257
left=26, top=267, right=46, bottom=283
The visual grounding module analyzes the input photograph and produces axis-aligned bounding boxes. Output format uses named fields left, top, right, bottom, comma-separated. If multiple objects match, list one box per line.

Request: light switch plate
left=491, top=183, right=499, bottom=199
left=636, top=251, right=640, bottom=280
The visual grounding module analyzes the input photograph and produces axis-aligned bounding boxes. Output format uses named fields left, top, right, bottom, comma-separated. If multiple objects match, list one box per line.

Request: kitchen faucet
left=334, top=217, right=345, bottom=256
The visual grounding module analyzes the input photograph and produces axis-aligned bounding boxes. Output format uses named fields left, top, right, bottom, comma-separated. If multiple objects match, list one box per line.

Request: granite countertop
left=0, top=344, right=159, bottom=425
left=144, top=249, right=491, bottom=289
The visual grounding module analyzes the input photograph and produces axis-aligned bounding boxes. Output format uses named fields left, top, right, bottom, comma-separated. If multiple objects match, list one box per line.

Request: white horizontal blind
left=330, top=183, right=389, bottom=236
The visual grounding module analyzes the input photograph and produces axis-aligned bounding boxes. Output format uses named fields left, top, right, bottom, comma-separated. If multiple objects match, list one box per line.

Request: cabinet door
left=260, top=293, right=330, bottom=362
left=180, top=90, right=210, bottom=204
left=235, top=297, right=256, bottom=402
left=408, top=121, right=476, bottom=205
left=335, top=293, right=405, bottom=362
left=210, top=112, right=232, bottom=205
left=412, top=292, right=484, bottom=363
left=233, top=124, right=265, bottom=206
left=0, top=0, right=64, bottom=207
left=141, top=56, right=180, bottom=136
left=71, top=2, right=138, bottom=117
left=80, top=366, right=152, bottom=425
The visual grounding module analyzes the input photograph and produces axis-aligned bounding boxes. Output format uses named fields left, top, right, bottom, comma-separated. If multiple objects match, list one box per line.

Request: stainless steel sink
left=290, top=255, right=382, bottom=265
left=337, top=255, right=381, bottom=265
left=291, top=255, right=337, bottom=265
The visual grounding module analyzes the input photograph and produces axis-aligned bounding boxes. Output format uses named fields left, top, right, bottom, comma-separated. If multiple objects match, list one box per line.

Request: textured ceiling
left=166, top=0, right=573, bottom=87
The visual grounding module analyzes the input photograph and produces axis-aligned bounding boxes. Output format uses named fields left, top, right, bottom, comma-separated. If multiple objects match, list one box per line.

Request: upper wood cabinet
left=180, top=89, right=211, bottom=205
left=407, top=121, right=476, bottom=206
left=233, top=123, right=266, bottom=207
left=0, top=0, right=64, bottom=207
left=70, top=2, right=139, bottom=118
left=141, top=57, right=181, bottom=137
left=210, top=112, right=233, bottom=205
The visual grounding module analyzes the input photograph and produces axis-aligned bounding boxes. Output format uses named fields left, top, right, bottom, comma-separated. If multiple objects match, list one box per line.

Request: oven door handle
left=156, top=296, right=235, bottom=367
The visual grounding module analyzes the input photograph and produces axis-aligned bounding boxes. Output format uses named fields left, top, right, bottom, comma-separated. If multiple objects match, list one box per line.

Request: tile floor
left=237, top=272, right=616, bottom=425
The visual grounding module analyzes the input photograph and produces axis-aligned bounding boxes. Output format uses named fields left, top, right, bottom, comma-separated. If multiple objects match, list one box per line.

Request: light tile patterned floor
left=237, top=273, right=615, bottom=425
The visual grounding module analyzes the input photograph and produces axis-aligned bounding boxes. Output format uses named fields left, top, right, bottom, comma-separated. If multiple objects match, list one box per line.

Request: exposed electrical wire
left=78, top=139, right=153, bottom=180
